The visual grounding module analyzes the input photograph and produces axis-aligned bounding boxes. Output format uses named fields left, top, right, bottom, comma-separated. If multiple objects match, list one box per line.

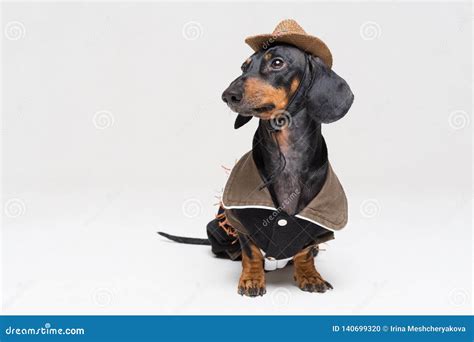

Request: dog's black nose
left=222, top=90, right=242, bottom=104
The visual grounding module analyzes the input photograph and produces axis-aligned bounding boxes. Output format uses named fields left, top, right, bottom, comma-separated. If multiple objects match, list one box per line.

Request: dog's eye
left=270, top=58, right=285, bottom=70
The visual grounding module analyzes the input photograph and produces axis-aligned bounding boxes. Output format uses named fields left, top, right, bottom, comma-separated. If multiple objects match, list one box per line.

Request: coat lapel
left=222, top=151, right=275, bottom=209
left=222, top=151, right=348, bottom=231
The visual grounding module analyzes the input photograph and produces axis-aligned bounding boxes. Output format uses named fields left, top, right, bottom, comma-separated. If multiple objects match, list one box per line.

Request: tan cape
left=205, top=151, right=349, bottom=270
left=222, top=151, right=348, bottom=244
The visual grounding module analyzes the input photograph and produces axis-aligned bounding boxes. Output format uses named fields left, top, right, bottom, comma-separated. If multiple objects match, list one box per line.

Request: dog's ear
left=234, top=115, right=253, bottom=129
left=306, top=56, right=354, bottom=123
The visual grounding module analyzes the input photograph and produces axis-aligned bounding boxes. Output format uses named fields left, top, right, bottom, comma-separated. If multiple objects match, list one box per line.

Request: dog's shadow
left=265, top=264, right=295, bottom=286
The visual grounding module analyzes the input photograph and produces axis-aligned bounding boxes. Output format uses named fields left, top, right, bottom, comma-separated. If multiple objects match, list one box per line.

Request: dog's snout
left=222, top=78, right=245, bottom=106
left=222, top=89, right=242, bottom=104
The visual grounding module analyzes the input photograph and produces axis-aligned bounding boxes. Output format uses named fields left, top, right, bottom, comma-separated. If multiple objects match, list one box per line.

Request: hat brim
left=245, top=33, right=333, bottom=69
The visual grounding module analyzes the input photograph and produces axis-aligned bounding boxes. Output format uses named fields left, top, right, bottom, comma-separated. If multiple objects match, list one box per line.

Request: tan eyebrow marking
left=242, top=58, right=252, bottom=70
left=290, top=77, right=300, bottom=96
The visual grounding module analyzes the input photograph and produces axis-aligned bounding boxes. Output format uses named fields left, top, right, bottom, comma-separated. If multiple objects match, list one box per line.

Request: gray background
left=1, top=2, right=472, bottom=314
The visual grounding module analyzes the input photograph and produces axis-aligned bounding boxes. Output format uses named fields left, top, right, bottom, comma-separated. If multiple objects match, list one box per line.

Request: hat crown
left=272, top=19, right=306, bottom=36
left=245, top=19, right=333, bottom=68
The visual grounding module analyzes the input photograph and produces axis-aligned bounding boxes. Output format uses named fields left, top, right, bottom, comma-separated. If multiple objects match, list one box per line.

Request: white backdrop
left=1, top=1, right=472, bottom=314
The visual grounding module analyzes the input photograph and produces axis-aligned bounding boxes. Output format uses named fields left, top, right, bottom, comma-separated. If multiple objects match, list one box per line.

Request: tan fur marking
left=243, top=78, right=288, bottom=119
left=293, top=246, right=333, bottom=293
left=275, top=128, right=290, bottom=153
left=290, top=77, right=300, bottom=96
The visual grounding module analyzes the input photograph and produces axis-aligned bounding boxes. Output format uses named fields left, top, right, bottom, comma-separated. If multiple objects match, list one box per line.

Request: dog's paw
left=294, top=274, right=333, bottom=293
left=238, top=277, right=266, bottom=297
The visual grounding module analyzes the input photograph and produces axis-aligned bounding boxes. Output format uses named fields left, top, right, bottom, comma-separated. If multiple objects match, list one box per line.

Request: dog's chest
left=271, top=169, right=303, bottom=214
left=269, top=153, right=320, bottom=215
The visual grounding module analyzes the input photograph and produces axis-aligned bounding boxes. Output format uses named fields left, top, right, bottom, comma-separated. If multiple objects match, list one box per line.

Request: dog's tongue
left=234, top=115, right=253, bottom=129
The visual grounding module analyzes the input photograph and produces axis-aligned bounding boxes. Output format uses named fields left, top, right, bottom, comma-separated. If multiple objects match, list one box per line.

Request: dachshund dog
left=159, top=43, right=353, bottom=297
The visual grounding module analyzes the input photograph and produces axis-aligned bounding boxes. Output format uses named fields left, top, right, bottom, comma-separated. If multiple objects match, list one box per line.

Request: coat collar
left=222, top=151, right=348, bottom=231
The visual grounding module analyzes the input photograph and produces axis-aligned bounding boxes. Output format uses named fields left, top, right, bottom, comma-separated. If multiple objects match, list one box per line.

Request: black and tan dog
left=159, top=19, right=353, bottom=297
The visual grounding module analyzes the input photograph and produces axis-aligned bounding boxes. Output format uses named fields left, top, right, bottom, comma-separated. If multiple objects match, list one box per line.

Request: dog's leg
left=293, top=246, right=333, bottom=293
left=238, top=235, right=266, bottom=297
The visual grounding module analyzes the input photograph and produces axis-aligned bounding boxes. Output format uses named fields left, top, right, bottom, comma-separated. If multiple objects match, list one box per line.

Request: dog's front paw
left=294, top=273, right=333, bottom=293
left=238, top=276, right=266, bottom=297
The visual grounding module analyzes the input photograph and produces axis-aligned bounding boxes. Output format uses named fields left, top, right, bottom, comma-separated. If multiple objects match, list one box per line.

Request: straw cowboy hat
left=245, top=19, right=333, bottom=69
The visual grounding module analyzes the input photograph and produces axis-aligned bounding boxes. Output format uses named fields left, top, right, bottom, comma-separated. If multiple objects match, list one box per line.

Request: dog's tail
left=157, top=231, right=211, bottom=245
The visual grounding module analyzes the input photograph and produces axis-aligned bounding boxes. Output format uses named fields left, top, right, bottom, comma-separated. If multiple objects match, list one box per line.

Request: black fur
left=305, top=55, right=354, bottom=124
left=157, top=232, right=210, bottom=245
